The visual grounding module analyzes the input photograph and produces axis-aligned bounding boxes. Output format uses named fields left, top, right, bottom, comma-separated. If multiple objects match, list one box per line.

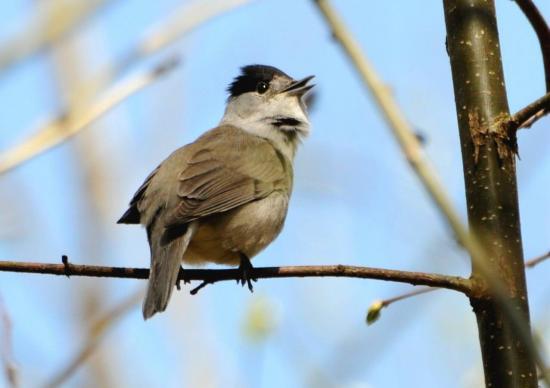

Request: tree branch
left=515, top=0, right=550, bottom=92
left=365, top=249, right=548, bottom=325
left=0, top=259, right=472, bottom=295
left=312, top=0, right=547, bottom=384
left=510, top=91, right=550, bottom=129
left=445, top=0, right=542, bottom=385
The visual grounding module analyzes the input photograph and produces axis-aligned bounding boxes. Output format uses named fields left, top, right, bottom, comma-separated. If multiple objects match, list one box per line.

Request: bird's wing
left=165, top=126, right=292, bottom=226
left=117, top=165, right=161, bottom=224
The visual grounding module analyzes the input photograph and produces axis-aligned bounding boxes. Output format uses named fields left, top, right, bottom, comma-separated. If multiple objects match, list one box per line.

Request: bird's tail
left=143, top=223, right=195, bottom=319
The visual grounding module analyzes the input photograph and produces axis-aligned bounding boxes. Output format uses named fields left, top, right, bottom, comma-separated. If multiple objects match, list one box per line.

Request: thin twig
left=44, top=292, right=141, bottom=388
left=0, top=57, right=179, bottom=175
left=372, top=250, right=550, bottom=313
left=525, top=250, right=550, bottom=268
left=366, top=287, right=436, bottom=325
left=381, top=286, right=436, bottom=306
left=312, top=0, right=549, bottom=381
left=515, top=0, right=550, bottom=92
left=0, top=259, right=472, bottom=295
left=510, top=91, right=550, bottom=129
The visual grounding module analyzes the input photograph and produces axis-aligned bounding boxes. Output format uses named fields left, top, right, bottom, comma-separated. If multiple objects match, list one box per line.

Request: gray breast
left=183, top=192, right=290, bottom=266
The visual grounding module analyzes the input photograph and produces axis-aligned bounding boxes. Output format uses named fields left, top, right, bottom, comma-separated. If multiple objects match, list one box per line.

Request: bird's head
left=221, top=65, right=315, bottom=147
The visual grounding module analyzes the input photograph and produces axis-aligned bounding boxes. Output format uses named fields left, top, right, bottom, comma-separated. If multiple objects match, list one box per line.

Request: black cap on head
left=227, top=65, right=290, bottom=98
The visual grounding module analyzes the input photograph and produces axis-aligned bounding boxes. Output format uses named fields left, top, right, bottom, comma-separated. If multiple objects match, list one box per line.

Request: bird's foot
left=175, top=266, right=186, bottom=291
left=237, top=254, right=257, bottom=292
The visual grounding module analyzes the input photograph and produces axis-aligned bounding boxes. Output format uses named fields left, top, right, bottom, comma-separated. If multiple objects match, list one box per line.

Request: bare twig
left=366, top=287, right=436, bottom=325
left=515, top=0, right=550, bottom=92
left=0, top=0, right=115, bottom=74
left=0, top=259, right=472, bottom=295
left=510, top=91, right=550, bottom=130
left=45, top=292, right=141, bottom=388
left=0, top=296, right=17, bottom=388
left=525, top=250, right=550, bottom=268
left=370, top=250, right=550, bottom=318
left=0, top=57, right=179, bottom=175
left=312, top=0, right=549, bottom=381
left=379, top=286, right=436, bottom=307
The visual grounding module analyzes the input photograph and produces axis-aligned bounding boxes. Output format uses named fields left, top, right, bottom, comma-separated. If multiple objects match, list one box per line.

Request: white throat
left=220, top=96, right=310, bottom=161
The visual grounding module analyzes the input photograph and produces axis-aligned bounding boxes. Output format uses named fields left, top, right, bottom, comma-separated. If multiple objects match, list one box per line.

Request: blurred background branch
left=0, top=57, right=179, bottom=175
left=45, top=291, right=141, bottom=388
left=0, top=295, right=17, bottom=388
left=312, top=0, right=486, bottom=268
left=0, top=0, right=115, bottom=75
left=0, top=0, right=253, bottom=177
left=115, top=0, right=252, bottom=77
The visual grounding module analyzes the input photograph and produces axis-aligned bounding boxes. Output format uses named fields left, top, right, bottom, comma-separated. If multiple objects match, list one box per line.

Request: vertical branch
left=443, top=1, right=538, bottom=387
left=313, top=1, right=548, bottom=383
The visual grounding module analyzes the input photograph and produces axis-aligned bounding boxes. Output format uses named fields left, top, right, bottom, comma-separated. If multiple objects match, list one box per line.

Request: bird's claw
left=238, top=254, right=257, bottom=292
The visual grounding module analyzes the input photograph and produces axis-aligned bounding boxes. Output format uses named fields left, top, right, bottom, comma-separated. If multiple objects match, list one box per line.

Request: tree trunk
left=443, top=0, right=538, bottom=386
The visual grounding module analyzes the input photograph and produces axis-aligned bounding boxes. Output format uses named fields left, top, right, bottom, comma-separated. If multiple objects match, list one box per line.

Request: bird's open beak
left=281, top=75, right=315, bottom=97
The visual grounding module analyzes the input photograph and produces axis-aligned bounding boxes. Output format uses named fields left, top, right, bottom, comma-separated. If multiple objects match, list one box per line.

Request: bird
left=118, top=64, right=314, bottom=319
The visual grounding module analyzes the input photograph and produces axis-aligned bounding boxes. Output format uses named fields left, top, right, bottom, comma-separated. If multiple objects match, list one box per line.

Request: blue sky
left=0, top=1, right=549, bottom=387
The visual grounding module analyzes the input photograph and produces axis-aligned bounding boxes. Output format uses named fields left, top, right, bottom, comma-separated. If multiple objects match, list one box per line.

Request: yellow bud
left=366, top=300, right=384, bottom=325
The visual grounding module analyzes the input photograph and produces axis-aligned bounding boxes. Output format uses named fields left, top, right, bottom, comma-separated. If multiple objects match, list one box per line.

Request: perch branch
left=0, top=259, right=472, bottom=295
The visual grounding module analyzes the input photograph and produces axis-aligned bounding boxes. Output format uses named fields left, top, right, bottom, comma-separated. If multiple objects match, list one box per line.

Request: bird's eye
left=256, top=81, right=269, bottom=94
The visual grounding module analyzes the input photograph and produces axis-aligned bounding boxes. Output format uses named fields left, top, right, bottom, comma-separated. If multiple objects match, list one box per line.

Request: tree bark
left=443, top=0, right=538, bottom=386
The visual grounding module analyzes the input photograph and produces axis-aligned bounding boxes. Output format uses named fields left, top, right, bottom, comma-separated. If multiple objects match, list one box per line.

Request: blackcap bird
left=118, top=65, right=314, bottom=319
